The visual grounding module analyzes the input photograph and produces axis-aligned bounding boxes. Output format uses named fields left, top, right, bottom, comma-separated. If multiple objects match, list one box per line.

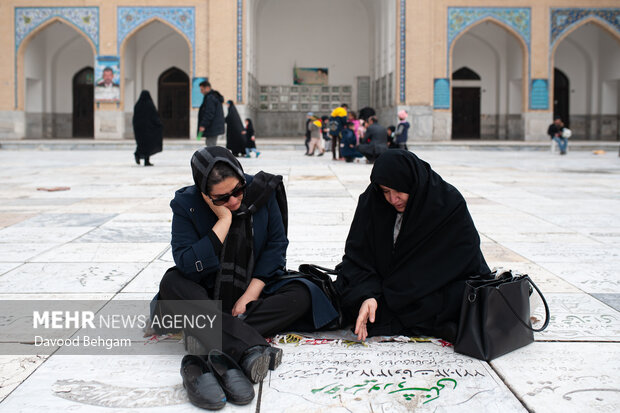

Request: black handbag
left=270, top=264, right=343, bottom=330
left=454, top=270, right=550, bottom=361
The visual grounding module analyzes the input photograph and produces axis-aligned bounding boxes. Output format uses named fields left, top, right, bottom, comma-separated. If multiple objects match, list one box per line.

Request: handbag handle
left=495, top=276, right=550, bottom=333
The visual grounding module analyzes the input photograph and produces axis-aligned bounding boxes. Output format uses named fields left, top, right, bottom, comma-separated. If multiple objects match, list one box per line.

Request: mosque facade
left=0, top=0, right=618, bottom=141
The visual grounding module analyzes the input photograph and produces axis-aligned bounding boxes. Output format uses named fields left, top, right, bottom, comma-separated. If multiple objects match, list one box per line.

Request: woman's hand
left=355, top=298, right=378, bottom=341
left=232, top=278, right=265, bottom=317
left=202, top=193, right=232, bottom=221
left=232, top=293, right=255, bottom=317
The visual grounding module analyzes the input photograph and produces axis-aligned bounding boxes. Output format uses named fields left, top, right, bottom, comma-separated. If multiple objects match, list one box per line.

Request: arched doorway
left=121, top=20, right=191, bottom=138
left=451, top=20, right=525, bottom=140
left=553, top=22, right=620, bottom=140
left=249, top=0, right=395, bottom=136
left=21, top=20, right=95, bottom=138
left=553, top=68, right=570, bottom=128
left=158, top=68, right=189, bottom=137
left=72, top=67, right=94, bottom=137
left=452, top=67, right=481, bottom=139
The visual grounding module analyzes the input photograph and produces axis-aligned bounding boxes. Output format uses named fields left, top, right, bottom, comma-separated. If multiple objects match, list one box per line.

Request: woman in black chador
left=335, top=150, right=491, bottom=343
left=225, top=100, right=246, bottom=156
left=132, top=91, right=163, bottom=166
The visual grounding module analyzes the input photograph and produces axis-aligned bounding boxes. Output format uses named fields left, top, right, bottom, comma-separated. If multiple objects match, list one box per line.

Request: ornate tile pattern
left=399, top=0, right=406, bottom=103
left=530, top=79, right=549, bottom=110
left=433, top=78, right=450, bottom=109
left=237, top=0, right=243, bottom=102
left=15, top=7, right=99, bottom=51
left=117, top=7, right=195, bottom=71
left=550, top=8, right=620, bottom=48
left=446, top=7, right=531, bottom=111
left=448, top=7, right=531, bottom=50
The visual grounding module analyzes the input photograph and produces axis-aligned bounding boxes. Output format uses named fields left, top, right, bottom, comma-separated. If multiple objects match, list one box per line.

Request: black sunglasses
left=209, top=183, right=246, bottom=206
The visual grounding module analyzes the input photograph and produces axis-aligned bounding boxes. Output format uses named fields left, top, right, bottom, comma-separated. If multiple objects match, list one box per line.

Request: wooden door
left=452, top=87, right=480, bottom=139
left=72, top=67, right=94, bottom=137
left=158, top=68, right=189, bottom=138
left=554, top=68, right=570, bottom=127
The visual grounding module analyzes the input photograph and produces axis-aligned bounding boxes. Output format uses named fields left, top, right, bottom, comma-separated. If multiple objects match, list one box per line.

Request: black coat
left=225, top=102, right=246, bottom=155
left=334, top=150, right=491, bottom=341
left=132, top=91, right=163, bottom=156
left=198, top=90, right=225, bottom=137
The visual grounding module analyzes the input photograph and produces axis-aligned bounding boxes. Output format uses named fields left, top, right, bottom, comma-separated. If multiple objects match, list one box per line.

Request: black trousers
left=158, top=267, right=311, bottom=362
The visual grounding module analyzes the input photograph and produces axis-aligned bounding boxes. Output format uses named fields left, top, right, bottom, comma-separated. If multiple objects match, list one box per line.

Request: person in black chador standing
left=335, top=150, right=491, bottom=343
left=197, top=81, right=225, bottom=147
left=225, top=100, right=246, bottom=156
left=132, top=90, right=162, bottom=167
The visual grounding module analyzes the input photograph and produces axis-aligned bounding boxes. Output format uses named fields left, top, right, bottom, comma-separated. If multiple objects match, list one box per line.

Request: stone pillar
left=0, top=111, right=25, bottom=139
left=94, top=108, right=125, bottom=139
left=432, top=111, right=451, bottom=141
left=396, top=105, right=433, bottom=142
left=523, top=111, right=551, bottom=141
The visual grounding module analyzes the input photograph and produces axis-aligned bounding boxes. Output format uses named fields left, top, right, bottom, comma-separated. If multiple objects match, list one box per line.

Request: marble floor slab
left=0, top=355, right=47, bottom=402
left=75, top=224, right=171, bottom=243
left=261, top=342, right=526, bottom=413
left=532, top=293, right=620, bottom=341
left=0, top=263, right=145, bottom=293
left=29, top=243, right=169, bottom=263
left=538, top=262, right=620, bottom=294
left=121, top=261, right=172, bottom=293
left=0, top=244, right=57, bottom=262
left=0, top=227, right=94, bottom=244
left=11, top=213, right=116, bottom=228
left=592, top=294, right=620, bottom=312
left=491, top=342, right=620, bottom=413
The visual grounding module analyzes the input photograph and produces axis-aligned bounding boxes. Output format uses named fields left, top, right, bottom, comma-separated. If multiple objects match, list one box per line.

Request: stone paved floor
left=0, top=148, right=619, bottom=412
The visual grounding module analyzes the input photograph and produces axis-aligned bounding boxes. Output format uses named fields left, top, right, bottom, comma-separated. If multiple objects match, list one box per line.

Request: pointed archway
left=19, top=20, right=95, bottom=138
left=450, top=19, right=526, bottom=140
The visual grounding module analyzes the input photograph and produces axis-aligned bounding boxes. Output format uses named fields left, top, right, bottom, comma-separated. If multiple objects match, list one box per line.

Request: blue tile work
left=15, top=7, right=99, bottom=51
left=399, top=0, right=406, bottom=103
left=530, top=79, right=549, bottom=110
left=117, top=7, right=195, bottom=72
left=237, top=0, right=243, bottom=102
left=448, top=8, right=531, bottom=51
left=433, top=78, right=450, bottom=109
left=446, top=7, right=531, bottom=111
left=550, top=8, right=620, bottom=49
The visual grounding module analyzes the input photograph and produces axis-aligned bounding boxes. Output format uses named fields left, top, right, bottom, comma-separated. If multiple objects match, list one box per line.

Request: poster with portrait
left=95, top=56, right=120, bottom=103
left=293, top=67, right=328, bottom=85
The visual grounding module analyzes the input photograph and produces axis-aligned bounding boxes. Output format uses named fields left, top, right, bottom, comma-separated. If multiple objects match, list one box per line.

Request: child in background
left=339, top=121, right=363, bottom=163
left=394, top=110, right=410, bottom=150
left=387, top=125, right=396, bottom=148
left=321, top=115, right=331, bottom=152
left=244, top=118, right=260, bottom=158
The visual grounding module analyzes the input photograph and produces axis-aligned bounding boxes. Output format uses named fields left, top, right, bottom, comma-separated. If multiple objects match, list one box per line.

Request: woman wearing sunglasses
left=154, top=146, right=338, bottom=408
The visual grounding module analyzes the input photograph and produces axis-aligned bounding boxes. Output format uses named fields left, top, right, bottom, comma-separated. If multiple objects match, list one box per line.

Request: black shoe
left=134, top=153, right=140, bottom=165
left=264, top=346, right=283, bottom=370
left=144, top=157, right=153, bottom=166
left=238, top=345, right=270, bottom=383
left=180, top=355, right=227, bottom=410
left=207, top=350, right=255, bottom=405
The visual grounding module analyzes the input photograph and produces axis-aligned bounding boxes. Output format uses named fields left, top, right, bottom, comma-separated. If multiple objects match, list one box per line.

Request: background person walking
left=197, top=81, right=225, bottom=147
left=132, top=90, right=162, bottom=167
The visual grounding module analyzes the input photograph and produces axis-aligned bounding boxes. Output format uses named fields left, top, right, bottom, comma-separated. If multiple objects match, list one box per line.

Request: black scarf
left=335, top=150, right=490, bottom=336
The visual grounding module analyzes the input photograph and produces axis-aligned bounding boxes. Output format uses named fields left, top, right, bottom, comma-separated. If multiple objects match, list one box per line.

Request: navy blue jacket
left=170, top=175, right=286, bottom=286
left=198, top=90, right=225, bottom=137
left=339, top=129, right=359, bottom=158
